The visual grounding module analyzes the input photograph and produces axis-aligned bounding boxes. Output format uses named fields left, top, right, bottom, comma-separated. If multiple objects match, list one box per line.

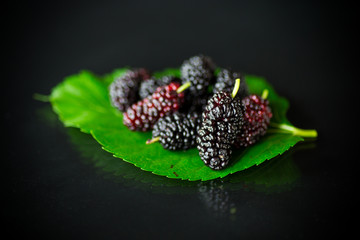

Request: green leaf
left=152, top=68, right=181, bottom=79
left=66, top=126, right=303, bottom=193
left=49, top=68, right=311, bottom=181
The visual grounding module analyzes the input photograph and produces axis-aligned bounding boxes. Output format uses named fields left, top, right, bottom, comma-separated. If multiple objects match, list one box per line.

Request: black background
left=5, top=0, right=357, bottom=239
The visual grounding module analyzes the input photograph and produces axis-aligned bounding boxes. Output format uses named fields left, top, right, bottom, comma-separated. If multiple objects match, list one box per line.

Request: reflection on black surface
left=67, top=126, right=199, bottom=193
left=227, top=148, right=304, bottom=193
left=198, top=180, right=236, bottom=218
left=196, top=144, right=315, bottom=218
left=37, top=105, right=315, bottom=197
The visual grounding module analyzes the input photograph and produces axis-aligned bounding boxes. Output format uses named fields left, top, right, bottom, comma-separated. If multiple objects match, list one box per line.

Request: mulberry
left=148, top=112, right=201, bottom=150
left=109, top=68, right=151, bottom=112
left=139, top=76, right=180, bottom=99
left=180, top=55, right=216, bottom=97
left=214, top=68, right=249, bottom=99
left=196, top=83, right=244, bottom=170
left=235, top=93, right=272, bottom=147
left=123, top=82, right=187, bottom=131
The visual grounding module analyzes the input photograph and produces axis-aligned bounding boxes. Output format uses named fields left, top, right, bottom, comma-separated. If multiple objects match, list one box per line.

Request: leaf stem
left=146, top=136, right=160, bottom=144
left=33, top=93, right=50, bottom=102
left=231, top=78, right=241, bottom=98
left=177, top=82, right=191, bottom=93
left=270, top=122, right=318, bottom=138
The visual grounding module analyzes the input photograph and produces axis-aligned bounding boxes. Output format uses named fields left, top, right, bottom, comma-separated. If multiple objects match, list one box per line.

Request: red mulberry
left=235, top=94, right=272, bottom=147
left=123, top=82, right=185, bottom=131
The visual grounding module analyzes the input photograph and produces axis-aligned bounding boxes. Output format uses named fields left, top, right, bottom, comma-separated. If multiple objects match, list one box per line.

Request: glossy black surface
left=6, top=1, right=356, bottom=239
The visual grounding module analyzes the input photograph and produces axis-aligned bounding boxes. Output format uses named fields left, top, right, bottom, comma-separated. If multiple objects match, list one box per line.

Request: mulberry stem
left=146, top=136, right=160, bottom=144
left=270, top=122, right=318, bottom=138
left=261, top=89, right=269, bottom=99
left=176, top=81, right=191, bottom=93
left=231, top=78, right=241, bottom=98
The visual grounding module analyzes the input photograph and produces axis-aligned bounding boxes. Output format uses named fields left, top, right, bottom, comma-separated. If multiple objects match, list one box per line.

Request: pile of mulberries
left=109, top=55, right=272, bottom=170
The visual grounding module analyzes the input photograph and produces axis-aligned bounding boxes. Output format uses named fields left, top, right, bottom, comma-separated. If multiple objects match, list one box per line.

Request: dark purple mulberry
left=214, top=68, right=249, bottom=99
left=196, top=92, right=244, bottom=170
left=180, top=55, right=216, bottom=97
left=150, top=112, right=201, bottom=150
left=109, top=68, right=151, bottom=112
